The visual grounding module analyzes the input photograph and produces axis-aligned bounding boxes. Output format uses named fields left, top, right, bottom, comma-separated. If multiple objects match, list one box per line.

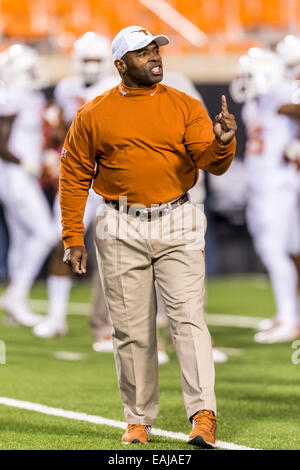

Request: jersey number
left=246, top=126, right=264, bottom=156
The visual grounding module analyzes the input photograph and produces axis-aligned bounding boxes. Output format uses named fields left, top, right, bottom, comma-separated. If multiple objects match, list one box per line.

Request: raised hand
left=213, top=95, right=237, bottom=145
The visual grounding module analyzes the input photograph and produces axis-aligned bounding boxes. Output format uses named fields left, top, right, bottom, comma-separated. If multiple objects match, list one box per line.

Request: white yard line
left=217, top=347, right=244, bottom=356
left=29, top=299, right=90, bottom=315
left=205, top=313, right=263, bottom=329
left=54, top=351, right=86, bottom=361
left=0, top=397, right=259, bottom=450
left=29, top=299, right=265, bottom=329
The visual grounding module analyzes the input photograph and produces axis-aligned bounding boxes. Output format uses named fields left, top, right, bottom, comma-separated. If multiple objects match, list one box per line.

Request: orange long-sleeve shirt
left=60, top=82, right=236, bottom=248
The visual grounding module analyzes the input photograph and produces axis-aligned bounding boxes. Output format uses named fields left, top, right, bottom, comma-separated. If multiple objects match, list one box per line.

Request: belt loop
left=119, top=195, right=127, bottom=214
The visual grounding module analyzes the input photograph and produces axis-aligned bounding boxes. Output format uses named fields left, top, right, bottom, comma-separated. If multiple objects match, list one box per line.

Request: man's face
left=118, top=41, right=163, bottom=87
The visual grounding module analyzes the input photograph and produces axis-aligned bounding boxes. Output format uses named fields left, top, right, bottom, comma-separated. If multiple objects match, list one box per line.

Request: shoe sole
left=254, top=335, right=298, bottom=344
left=187, top=436, right=215, bottom=449
left=122, top=440, right=149, bottom=444
left=3, top=311, right=42, bottom=328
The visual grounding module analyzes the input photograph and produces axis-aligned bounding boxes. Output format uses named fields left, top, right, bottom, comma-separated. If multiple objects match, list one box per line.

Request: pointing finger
left=221, top=95, right=228, bottom=113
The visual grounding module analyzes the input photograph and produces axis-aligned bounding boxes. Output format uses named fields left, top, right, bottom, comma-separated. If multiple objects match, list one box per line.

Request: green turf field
left=0, top=276, right=299, bottom=450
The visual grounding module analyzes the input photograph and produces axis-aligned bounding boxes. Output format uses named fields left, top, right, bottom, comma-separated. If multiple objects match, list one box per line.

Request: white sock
left=7, top=234, right=54, bottom=300
left=47, top=275, right=72, bottom=323
left=265, top=254, right=300, bottom=327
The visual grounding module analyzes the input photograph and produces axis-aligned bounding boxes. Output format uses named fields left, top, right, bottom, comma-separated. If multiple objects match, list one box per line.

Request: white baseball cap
left=112, top=25, right=169, bottom=61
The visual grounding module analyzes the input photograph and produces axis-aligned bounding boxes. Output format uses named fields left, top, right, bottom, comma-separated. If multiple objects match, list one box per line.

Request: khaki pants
left=89, top=268, right=112, bottom=340
left=94, top=199, right=216, bottom=425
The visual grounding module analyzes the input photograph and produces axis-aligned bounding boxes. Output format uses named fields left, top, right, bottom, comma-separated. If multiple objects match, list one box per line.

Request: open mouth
left=150, top=65, right=163, bottom=76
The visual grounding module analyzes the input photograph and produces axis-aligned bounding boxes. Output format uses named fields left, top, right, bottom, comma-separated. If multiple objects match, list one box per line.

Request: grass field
left=0, top=276, right=299, bottom=450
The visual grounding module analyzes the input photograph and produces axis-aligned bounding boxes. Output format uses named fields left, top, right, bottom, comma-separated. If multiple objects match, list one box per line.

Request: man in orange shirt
left=60, top=26, right=237, bottom=448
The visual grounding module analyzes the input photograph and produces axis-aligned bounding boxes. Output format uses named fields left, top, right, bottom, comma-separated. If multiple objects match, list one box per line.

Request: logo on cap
left=131, top=29, right=149, bottom=36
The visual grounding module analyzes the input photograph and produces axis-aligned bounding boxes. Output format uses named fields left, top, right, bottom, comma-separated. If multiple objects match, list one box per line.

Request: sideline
left=29, top=299, right=265, bottom=328
left=0, top=396, right=260, bottom=451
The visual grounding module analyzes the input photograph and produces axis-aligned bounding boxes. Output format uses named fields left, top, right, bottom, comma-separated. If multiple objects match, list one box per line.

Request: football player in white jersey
left=230, top=47, right=300, bottom=343
left=0, top=44, right=57, bottom=326
left=33, top=32, right=118, bottom=343
left=276, top=35, right=300, bottom=171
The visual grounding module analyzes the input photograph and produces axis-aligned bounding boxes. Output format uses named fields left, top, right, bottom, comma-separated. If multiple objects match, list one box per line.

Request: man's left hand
left=213, top=95, right=237, bottom=145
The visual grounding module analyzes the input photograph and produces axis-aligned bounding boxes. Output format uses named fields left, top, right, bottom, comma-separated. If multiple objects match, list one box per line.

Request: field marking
left=218, top=347, right=243, bottom=356
left=29, top=299, right=266, bottom=329
left=0, top=397, right=259, bottom=450
left=30, top=299, right=90, bottom=315
left=205, top=313, right=264, bottom=329
left=54, top=352, right=86, bottom=361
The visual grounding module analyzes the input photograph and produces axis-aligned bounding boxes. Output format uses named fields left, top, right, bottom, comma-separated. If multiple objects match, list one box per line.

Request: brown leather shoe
left=187, top=410, right=217, bottom=448
left=122, top=424, right=152, bottom=444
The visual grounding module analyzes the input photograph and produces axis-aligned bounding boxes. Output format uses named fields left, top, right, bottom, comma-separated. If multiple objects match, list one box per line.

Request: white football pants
left=0, top=163, right=57, bottom=298
left=247, top=180, right=300, bottom=326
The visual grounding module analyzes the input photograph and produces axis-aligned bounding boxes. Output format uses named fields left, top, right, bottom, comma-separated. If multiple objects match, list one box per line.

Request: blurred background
left=4, top=0, right=299, bottom=278
left=0, top=2, right=299, bottom=449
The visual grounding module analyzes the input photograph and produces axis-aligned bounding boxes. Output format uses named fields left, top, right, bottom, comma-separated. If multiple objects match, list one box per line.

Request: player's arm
left=184, top=95, right=237, bottom=175
left=277, top=103, right=300, bottom=120
left=52, top=82, right=74, bottom=145
left=52, top=108, right=70, bottom=145
left=0, top=115, right=20, bottom=164
left=60, top=110, right=95, bottom=274
left=277, top=104, right=300, bottom=170
left=44, top=105, right=69, bottom=147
